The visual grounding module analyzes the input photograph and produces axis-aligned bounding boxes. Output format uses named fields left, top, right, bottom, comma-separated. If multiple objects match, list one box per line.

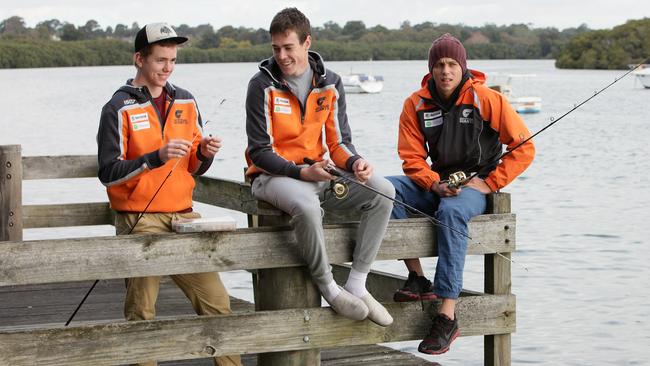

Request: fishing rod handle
left=302, top=157, right=342, bottom=176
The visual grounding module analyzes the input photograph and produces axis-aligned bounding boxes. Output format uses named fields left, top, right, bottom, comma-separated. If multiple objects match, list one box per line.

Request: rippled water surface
left=1, top=59, right=649, bottom=365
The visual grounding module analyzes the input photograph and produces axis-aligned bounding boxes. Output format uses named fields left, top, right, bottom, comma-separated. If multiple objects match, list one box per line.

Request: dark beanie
left=428, top=33, right=467, bottom=73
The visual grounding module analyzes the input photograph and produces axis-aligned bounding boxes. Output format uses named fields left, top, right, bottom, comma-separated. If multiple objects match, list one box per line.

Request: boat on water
left=342, top=73, right=384, bottom=94
left=489, top=74, right=542, bottom=114
left=632, top=64, right=650, bottom=88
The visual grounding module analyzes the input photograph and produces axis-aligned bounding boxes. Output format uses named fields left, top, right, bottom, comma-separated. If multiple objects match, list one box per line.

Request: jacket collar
left=117, top=79, right=176, bottom=102
left=258, top=51, right=327, bottom=87
left=416, top=69, right=486, bottom=110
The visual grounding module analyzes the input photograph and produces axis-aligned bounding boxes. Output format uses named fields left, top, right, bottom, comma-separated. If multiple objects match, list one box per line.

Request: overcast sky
left=2, top=0, right=648, bottom=31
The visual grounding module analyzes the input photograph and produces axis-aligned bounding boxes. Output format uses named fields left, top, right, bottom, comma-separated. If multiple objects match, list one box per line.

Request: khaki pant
left=116, top=212, right=242, bottom=366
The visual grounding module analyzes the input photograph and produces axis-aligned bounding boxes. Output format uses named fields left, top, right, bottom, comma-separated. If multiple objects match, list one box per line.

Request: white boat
left=489, top=74, right=542, bottom=114
left=632, top=64, right=650, bottom=88
left=342, top=73, right=384, bottom=94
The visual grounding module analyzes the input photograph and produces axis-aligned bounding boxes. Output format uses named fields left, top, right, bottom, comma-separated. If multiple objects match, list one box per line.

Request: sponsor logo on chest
left=423, top=110, right=443, bottom=128
left=273, top=96, right=292, bottom=114
left=130, top=112, right=150, bottom=130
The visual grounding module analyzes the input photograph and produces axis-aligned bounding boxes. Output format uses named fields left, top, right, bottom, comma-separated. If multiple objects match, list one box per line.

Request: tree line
left=554, top=18, right=650, bottom=69
left=0, top=15, right=647, bottom=69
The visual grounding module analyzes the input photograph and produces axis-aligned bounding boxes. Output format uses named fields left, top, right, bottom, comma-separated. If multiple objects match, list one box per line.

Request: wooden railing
left=0, top=144, right=515, bottom=366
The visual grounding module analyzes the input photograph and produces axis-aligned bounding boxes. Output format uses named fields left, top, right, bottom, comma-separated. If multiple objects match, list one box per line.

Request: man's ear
left=134, top=52, right=143, bottom=68
left=303, top=35, right=312, bottom=50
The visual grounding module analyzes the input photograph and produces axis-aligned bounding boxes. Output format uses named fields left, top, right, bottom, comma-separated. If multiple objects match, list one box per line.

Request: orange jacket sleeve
left=479, top=88, right=535, bottom=191
left=397, top=96, right=439, bottom=191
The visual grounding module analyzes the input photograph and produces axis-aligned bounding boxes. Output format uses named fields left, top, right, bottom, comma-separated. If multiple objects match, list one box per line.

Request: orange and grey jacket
left=398, top=71, right=535, bottom=192
left=97, top=80, right=211, bottom=212
left=245, top=51, right=361, bottom=178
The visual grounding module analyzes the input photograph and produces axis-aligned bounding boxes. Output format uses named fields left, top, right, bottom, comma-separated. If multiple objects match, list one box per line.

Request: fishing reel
left=445, top=171, right=468, bottom=190
left=330, top=179, right=349, bottom=199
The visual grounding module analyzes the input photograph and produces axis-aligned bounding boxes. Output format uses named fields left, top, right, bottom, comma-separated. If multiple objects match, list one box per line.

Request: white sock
left=344, top=268, right=369, bottom=297
left=319, top=280, right=341, bottom=302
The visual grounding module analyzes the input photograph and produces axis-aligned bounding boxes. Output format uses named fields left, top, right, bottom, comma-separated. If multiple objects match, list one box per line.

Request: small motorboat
left=342, top=73, right=384, bottom=94
left=632, top=64, right=650, bottom=88
left=489, top=74, right=542, bottom=114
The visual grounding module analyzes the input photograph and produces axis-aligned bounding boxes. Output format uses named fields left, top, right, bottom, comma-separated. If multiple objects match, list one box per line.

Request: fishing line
left=65, top=99, right=225, bottom=326
left=446, top=59, right=650, bottom=189
left=302, top=158, right=527, bottom=270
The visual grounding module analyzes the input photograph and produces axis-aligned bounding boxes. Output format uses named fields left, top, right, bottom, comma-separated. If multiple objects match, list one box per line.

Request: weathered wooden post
left=0, top=145, right=22, bottom=242
left=484, top=192, right=512, bottom=366
left=251, top=209, right=322, bottom=365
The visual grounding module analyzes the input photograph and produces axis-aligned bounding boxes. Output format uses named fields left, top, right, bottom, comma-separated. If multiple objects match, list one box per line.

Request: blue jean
left=386, top=175, right=486, bottom=299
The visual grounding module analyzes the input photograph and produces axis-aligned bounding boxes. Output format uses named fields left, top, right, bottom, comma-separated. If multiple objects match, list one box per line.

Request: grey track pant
left=251, top=172, right=395, bottom=286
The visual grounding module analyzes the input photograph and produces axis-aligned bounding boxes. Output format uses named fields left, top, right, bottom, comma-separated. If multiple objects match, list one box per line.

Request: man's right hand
left=300, top=159, right=334, bottom=182
left=159, top=139, right=192, bottom=163
left=431, top=181, right=460, bottom=197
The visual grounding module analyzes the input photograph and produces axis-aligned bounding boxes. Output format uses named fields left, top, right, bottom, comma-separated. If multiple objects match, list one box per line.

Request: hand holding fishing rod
left=66, top=99, right=227, bottom=327
left=303, top=157, right=471, bottom=240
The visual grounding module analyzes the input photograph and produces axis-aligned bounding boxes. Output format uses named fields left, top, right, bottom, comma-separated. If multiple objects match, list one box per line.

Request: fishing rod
left=65, top=99, right=225, bottom=326
left=444, top=59, right=650, bottom=189
left=303, top=157, right=527, bottom=270
left=304, top=157, right=469, bottom=239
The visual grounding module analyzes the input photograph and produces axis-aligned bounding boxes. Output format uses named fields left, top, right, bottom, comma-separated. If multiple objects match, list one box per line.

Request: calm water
left=1, top=59, right=649, bottom=365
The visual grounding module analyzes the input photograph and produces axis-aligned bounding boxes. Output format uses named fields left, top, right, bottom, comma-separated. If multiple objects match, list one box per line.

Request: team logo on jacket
left=459, top=108, right=473, bottom=124
left=123, top=99, right=136, bottom=105
left=315, top=97, right=330, bottom=112
left=173, top=109, right=188, bottom=124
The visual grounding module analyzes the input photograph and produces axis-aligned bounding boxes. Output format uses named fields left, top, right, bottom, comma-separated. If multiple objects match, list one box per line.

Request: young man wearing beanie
left=97, top=23, right=242, bottom=366
left=245, top=8, right=395, bottom=326
left=387, top=33, right=535, bottom=354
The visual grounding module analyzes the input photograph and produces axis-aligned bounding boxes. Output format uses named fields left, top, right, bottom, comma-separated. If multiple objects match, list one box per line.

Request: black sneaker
left=418, top=313, right=460, bottom=355
left=393, top=271, right=437, bottom=302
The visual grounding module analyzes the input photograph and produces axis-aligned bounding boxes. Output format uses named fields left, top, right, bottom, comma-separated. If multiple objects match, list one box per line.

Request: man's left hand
left=352, top=158, right=373, bottom=183
left=464, top=177, right=492, bottom=194
left=200, top=135, right=222, bottom=158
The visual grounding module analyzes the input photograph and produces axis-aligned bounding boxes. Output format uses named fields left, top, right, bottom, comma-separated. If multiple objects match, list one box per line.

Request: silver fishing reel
left=330, top=180, right=349, bottom=199
left=446, top=171, right=468, bottom=189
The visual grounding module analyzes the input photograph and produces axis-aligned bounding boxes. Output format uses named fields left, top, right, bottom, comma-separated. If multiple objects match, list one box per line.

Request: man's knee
left=291, top=200, right=323, bottom=222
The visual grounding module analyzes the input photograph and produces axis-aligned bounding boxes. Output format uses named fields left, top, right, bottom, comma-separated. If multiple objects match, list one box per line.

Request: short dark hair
left=269, top=7, right=311, bottom=44
left=137, top=40, right=179, bottom=58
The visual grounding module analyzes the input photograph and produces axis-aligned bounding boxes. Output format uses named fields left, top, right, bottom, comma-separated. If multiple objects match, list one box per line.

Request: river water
left=1, top=59, right=649, bottom=365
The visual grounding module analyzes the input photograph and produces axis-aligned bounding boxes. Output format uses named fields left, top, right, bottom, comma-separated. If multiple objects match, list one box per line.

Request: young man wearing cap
left=387, top=33, right=535, bottom=354
left=97, top=23, right=241, bottom=366
left=245, top=8, right=395, bottom=326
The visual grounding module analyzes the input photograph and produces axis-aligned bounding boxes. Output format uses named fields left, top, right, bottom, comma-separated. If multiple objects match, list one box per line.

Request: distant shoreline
left=1, top=17, right=648, bottom=70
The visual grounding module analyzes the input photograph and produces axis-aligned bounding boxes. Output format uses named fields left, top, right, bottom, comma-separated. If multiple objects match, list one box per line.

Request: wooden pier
left=0, top=144, right=515, bottom=365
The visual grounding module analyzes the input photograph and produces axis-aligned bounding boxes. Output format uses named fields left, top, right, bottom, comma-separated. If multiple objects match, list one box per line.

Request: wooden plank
left=22, top=202, right=113, bottom=228
left=0, top=279, right=254, bottom=327
left=22, top=155, right=97, bottom=180
left=193, top=176, right=281, bottom=216
left=160, top=344, right=439, bottom=366
left=1, top=145, right=23, bottom=241
left=0, top=216, right=515, bottom=286
left=485, top=192, right=513, bottom=366
left=320, top=344, right=439, bottom=365
left=0, top=294, right=515, bottom=366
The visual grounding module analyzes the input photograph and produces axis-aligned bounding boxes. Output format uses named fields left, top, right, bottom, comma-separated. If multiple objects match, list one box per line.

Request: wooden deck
left=1, top=148, right=514, bottom=365
left=1, top=277, right=439, bottom=365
